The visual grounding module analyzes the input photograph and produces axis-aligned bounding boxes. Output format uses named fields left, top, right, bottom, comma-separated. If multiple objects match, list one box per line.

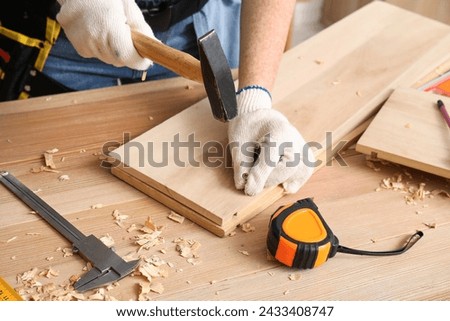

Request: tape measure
left=0, top=277, right=22, bottom=301
left=267, top=198, right=423, bottom=269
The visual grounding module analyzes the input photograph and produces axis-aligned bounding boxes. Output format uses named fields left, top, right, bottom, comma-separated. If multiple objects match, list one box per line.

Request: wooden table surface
left=1, top=76, right=449, bottom=301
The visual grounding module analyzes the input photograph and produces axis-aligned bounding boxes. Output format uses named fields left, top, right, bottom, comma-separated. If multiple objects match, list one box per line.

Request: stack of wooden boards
left=356, top=88, right=450, bottom=179
left=111, top=2, right=450, bottom=236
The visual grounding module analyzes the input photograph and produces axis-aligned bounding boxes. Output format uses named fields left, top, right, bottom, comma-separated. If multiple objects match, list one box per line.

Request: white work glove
left=56, top=0, right=154, bottom=70
left=228, top=86, right=315, bottom=196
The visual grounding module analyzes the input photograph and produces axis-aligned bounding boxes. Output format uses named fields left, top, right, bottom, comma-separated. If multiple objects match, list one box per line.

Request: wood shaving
left=127, top=224, right=139, bottom=232
left=58, top=174, right=70, bottom=181
left=423, top=222, right=437, bottom=229
left=88, top=289, right=106, bottom=300
left=138, top=282, right=152, bottom=301
left=167, top=211, right=185, bottom=224
left=45, top=148, right=59, bottom=154
left=138, top=263, right=161, bottom=282
left=44, top=153, right=57, bottom=169
left=356, top=90, right=363, bottom=97
left=289, top=273, right=301, bottom=281
left=187, top=258, right=201, bottom=265
left=241, top=222, right=255, bottom=233
left=148, top=116, right=154, bottom=121
left=228, top=231, right=237, bottom=237
left=30, top=165, right=60, bottom=174
left=331, top=79, right=341, bottom=85
left=18, top=267, right=39, bottom=283
left=268, top=272, right=275, bottom=277
left=99, top=234, right=115, bottom=248
left=283, top=290, right=290, bottom=295
left=46, top=256, right=54, bottom=261
left=150, top=282, right=164, bottom=294
left=59, top=247, right=74, bottom=257
left=40, top=267, right=59, bottom=278
left=135, top=230, right=163, bottom=251
left=378, top=174, right=437, bottom=205
left=134, top=220, right=164, bottom=252
left=91, top=203, right=104, bottom=209
left=314, top=59, right=324, bottom=65
left=112, top=209, right=129, bottom=228
left=5, top=236, right=17, bottom=243
left=404, top=123, right=412, bottom=128
left=174, top=238, right=201, bottom=263
left=238, top=250, right=249, bottom=256
left=144, top=216, right=157, bottom=231
left=145, top=255, right=167, bottom=268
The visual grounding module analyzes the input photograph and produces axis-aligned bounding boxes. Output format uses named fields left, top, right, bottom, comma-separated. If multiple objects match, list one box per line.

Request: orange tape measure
left=0, top=277, right=22, bottom=301
left=267, top=198, right=423, bottom=269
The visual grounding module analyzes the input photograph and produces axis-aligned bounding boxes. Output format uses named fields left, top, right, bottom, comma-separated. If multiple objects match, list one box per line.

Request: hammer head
left=198, top=30, right=237, bottom=122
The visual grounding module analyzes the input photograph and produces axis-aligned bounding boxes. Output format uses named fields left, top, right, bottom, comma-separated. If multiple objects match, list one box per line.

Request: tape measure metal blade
left=0, top=277, right=22, bottom=301
left=267, top=198, right=339, bottom=269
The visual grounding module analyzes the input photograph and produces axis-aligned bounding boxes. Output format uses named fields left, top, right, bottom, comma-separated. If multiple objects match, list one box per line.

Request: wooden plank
left=0, top=78, right=206, bottom=165
left=110, top=1, right=450, bottom=236
left=356, top=88, right=450, bottom=178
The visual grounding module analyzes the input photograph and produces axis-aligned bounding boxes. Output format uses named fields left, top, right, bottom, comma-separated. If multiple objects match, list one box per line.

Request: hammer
left=131, top=30, right=237, bottom=122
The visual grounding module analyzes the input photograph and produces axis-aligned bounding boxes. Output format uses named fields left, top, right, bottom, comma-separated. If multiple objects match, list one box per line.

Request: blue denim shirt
left=43, top=0, right=241, bottom=91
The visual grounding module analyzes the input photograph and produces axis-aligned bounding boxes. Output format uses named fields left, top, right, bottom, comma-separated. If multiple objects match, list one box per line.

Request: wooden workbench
left=1, top=1, right=450, bottom=301
left=1, top=75, right=449, bottom=301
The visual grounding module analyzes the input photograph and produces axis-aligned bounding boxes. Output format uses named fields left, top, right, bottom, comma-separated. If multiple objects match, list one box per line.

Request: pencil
left=437, top=100, right=450, bottom=128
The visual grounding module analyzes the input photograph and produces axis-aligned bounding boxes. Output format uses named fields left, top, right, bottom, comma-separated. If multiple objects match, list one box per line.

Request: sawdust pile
left=366, top=156, right=449, bottom=204
left=13, top=209, right=201, bottom=301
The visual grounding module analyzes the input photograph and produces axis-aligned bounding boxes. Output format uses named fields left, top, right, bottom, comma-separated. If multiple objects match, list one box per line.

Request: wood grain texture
left=132, top=31, right=203, bottom=83
left=356, top=88, right=450, bottom=178
left=1, top=78, right=206, bottom=165
left=110, top=2, right=450, bottom=236
left=2, top=151, right=449, bottom=300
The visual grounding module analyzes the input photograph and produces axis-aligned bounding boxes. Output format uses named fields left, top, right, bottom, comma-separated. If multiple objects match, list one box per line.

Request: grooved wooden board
left=110, top=2, right=450, bottom=236
left=356, top=88, right=450, bottom=178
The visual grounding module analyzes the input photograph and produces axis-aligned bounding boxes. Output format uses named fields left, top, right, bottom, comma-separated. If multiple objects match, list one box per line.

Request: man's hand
left=228, top=86, right=315, bottom=196
left=56, top=0, right=154, bottom=70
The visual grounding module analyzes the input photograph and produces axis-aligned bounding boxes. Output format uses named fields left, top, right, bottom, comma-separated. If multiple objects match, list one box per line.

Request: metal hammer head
left=198, top=30, right=237, bottom=122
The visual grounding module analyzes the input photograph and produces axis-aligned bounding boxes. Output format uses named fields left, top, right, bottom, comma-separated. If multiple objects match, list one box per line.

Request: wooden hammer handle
left=131, top=30, right=203, bottom=83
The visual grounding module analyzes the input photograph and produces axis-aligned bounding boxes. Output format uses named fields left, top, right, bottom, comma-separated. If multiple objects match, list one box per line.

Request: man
left=1, top=0, right=314, bottom=196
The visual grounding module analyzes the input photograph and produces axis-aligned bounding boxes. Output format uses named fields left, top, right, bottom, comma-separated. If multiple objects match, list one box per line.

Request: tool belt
left=0, top=1, right=71, bottom=102
left=137, top=0, right=209, bottom=32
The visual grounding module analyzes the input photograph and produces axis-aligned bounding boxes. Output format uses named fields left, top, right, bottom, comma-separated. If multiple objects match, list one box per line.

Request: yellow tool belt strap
left=0, top=17, right=60, bottom=99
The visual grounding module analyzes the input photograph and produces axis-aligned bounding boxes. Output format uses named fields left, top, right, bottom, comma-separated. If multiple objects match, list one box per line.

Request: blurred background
left=291, top=0, right=450, bottom=48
